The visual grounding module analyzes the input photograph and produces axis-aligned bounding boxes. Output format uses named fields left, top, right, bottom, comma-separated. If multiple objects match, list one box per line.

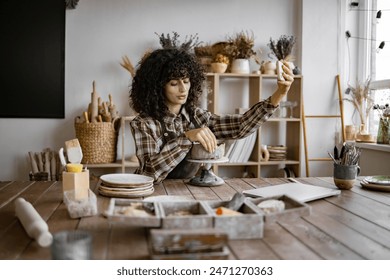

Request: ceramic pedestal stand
left=187, top=157, right=229, bottom=187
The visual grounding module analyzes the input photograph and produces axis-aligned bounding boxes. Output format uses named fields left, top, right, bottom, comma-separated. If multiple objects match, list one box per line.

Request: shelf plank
left=215, top=160, right=300, bottom=166
left=85, top=160, right=138, bottom=169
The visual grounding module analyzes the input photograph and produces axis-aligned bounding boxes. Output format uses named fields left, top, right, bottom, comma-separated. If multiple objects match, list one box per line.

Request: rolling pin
left=15, top=197, right=53, bottom=247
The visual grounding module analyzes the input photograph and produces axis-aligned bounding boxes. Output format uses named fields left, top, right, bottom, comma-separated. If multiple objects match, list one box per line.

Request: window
left=364, top=0, right=390, bottom=134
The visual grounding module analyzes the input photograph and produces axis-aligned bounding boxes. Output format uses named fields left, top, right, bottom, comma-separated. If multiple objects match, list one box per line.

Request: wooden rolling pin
left=15, top=198, right=53, bottom=247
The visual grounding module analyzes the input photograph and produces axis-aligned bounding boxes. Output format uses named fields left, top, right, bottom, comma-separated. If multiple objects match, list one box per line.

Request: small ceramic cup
left=333, top=163, right=360, bottom=190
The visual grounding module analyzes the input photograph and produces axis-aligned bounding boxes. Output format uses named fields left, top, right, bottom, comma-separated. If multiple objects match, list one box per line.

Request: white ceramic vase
left=230, top=59, right=250, bottom=74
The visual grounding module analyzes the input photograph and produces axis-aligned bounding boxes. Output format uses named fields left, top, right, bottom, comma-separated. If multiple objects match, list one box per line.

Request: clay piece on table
left=257, top=199, right=285, bottom=214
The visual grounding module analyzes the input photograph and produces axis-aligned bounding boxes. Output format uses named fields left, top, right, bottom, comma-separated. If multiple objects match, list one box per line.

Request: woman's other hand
left=185, top=127, right=217, bottom=153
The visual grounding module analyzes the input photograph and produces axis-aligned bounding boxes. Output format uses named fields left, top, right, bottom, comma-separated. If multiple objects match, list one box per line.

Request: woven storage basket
left=75, top=118, right=120, bottom=164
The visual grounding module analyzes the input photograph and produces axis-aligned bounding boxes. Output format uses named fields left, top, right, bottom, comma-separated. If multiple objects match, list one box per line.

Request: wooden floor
left=1, top=176, right=390, bottom=260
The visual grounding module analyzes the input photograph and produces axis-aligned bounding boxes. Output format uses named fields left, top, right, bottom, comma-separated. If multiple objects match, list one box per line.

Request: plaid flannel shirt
left=130, top=97, right=277, bottom=183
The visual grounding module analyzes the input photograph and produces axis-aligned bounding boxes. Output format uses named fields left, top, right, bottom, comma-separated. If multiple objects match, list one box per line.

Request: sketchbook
left=243, top=182, right=341, bottom=203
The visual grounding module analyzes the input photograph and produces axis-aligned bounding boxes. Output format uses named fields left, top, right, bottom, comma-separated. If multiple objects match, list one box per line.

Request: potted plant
left=344, top=78, right=375, bottom=141
left=210, top=54, right=229, bottom=73
left=225, top=30, right=256, bottom=74
left=373, top=104, right=390, bottom=144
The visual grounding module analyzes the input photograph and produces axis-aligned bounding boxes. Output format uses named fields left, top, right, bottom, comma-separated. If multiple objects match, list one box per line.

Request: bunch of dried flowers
left=344, top=78, right=374, bottom=125
left=268, top=35, right=296, bottom=61
left=194, top=44, right=213, bottom=57
left=373, top=103, right=390, bottom=118
left=213, top=54, right=229, bottom=64
left=225, top=30, right=256, bottom=59
left=155, top=31, right=201, bottom=52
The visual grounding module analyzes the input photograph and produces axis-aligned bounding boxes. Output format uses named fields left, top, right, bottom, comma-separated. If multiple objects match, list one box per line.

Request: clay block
left=62, top=170, right=90, bottom=201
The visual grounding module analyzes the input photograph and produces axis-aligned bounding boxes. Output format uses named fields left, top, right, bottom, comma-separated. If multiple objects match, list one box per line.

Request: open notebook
left=243, top=182, right=341, bottom=203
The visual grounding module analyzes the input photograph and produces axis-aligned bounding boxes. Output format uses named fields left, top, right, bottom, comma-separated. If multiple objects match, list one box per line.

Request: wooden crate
left=104, top=198, right=161, bottom=227
left=158, top=201, right=213, bottom=229
left=149, top=228, right=229, bottom=260
left=202, top=200, right=264, bottom=239
left=246, top=195, right=311, bottom=224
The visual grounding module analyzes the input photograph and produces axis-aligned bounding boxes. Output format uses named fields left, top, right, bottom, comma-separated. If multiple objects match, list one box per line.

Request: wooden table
left=1, top=177, right=390, bottom=260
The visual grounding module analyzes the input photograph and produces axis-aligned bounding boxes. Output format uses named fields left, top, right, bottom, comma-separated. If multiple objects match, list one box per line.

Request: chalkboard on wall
left=0, top=0, right=65, bottom=118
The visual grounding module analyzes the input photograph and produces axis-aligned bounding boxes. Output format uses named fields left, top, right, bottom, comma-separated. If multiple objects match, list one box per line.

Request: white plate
left=100, top=173, right=154, bottom=186
left=98, top=186, right=155, bottom=198
left=144, top=195, right=193, bottom=202
left=99, top=183, right=153, bottom=192
left=361, top=180, right=390, bottom=192
left=364, top=175, right=390, bottom=186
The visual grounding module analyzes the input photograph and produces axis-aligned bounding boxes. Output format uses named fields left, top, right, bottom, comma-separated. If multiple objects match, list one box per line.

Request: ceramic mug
left=333, top=163, right=360, bottom=190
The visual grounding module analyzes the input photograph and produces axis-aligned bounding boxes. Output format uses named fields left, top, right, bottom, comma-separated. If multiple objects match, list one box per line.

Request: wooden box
left=149, top=228, right=229, bottom=260
left=158, top=201, right=213, bottom=229
left=104, top=198, right=161, bottom=227
left=246, top=195, right=311, bottom=224
left=202, top=200, right=264, bottom=239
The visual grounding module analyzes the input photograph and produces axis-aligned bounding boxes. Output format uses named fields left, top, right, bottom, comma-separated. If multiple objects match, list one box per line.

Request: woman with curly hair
left=129, top=48, right=294, bottom=183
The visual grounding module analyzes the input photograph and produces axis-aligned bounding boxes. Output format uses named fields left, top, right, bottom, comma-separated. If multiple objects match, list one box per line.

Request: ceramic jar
left=230, top=59, right=250, bottom=74
left=261, top=61, right=276, bottom=75
left=211, top=62, right=228, bottom=73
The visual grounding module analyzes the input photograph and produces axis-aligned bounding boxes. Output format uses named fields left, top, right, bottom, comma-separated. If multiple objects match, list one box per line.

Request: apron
left=162, top=117, right=201, bottom=180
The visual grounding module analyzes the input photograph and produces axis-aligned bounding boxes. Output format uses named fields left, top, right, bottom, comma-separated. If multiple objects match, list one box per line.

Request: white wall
left=0, top=0, right=352, bottom=180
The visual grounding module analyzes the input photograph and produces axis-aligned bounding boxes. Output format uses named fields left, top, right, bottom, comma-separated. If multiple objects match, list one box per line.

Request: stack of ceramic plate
left=360, top=175, right=390, bottom=191
left=98, top=174, right=154, bottom=198
left=267, top=145, right=287, bottom=161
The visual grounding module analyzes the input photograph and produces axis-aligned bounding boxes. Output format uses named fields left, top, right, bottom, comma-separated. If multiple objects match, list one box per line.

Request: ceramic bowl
left=190, top=143, right=225, bottom=160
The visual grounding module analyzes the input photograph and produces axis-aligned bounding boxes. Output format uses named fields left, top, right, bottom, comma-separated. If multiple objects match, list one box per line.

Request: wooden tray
left=202, top=200, right=264, bottom=239
left=149, top=228, right=229, bottom=260
left=104, top=198, right=161, bottom=227
left=246, top=195, right=311, bottom=224
left=158, top=201, right=213, bottom=229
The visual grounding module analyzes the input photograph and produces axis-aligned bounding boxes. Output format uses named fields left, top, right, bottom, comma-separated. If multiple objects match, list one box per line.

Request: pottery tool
left=65, top=139, right=83, bottom=164
left=327, top=151, right=338, bottom=164
left=226, top=192, right=246, bottom=211
left=59, top=148, right=67, bottom=169
left=90, top=81, right=99, bottom=123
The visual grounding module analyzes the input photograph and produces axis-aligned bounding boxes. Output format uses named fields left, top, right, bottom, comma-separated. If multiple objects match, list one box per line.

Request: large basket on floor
left=75, top=118, right=120, bottom=164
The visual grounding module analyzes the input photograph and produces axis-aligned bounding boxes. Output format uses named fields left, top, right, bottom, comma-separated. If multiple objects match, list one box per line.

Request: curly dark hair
left=130, top=48, right=206, bottom=120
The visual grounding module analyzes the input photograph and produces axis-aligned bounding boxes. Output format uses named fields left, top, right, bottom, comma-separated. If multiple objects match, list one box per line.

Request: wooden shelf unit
left=206, top=72, right=303, bottom=178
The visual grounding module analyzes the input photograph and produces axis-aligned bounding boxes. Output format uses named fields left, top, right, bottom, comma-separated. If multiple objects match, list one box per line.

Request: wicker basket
left=75, top=118, right=120, bottom=164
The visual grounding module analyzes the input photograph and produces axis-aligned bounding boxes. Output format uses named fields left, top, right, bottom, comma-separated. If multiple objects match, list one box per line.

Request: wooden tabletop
left=1, top=177, right=390, bottom=260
